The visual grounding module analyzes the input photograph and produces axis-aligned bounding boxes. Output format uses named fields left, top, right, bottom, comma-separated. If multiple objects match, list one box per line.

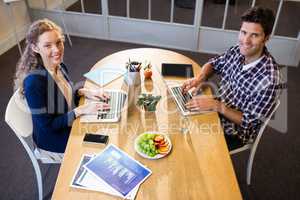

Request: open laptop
left=80, top=89, right=127, bottom=123
left=165, top=81, right=208, bottom=116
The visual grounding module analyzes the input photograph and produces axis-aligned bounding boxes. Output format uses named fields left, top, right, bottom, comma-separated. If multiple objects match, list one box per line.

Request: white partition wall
left=24, top=0, right=300, bottom=67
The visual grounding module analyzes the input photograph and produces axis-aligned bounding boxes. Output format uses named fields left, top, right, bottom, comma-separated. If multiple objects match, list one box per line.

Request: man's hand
left=185, top=95, right=220, bottom=112
left=79, top=88, right=110, bottom=101
left=181, top=77, right=203, bottom=95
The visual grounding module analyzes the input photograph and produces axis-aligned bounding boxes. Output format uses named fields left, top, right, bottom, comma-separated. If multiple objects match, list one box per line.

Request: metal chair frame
left=230, top=100, right=281, bottom=185
left=5, top=89, right=61, bottom=200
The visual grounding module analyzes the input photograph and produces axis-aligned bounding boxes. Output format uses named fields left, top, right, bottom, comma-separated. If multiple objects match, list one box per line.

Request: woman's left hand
left=79, top=88, right=110, bottom=101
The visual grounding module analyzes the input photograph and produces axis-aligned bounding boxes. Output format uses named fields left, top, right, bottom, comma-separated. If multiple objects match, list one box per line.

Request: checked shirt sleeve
left=241, top=82, right=278, bottom=130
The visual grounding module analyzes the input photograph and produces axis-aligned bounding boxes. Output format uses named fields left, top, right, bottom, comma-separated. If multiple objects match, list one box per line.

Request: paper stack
left=71, top=145, right=152, bottom=199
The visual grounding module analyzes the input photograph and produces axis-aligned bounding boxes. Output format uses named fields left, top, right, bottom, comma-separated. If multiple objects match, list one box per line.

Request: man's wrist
left=215, top=100, right=224, bottom=114
left=215, top=100, right=222, bottom=114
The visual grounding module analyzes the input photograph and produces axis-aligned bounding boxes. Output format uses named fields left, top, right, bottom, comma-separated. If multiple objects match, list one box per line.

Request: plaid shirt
left=209, top=45, right=282, bottom=144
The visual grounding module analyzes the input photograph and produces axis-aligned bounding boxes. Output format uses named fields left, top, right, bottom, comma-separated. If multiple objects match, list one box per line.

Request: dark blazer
left=24, top=63, right=80, bottom=153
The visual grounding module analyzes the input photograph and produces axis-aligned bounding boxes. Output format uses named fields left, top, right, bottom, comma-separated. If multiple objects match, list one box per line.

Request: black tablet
left=161, top=63, right=194, bottom=78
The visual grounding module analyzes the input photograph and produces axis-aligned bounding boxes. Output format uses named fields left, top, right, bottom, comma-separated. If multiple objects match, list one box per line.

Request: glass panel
left=254, top=0, right=279, bottom=14
left=82, top=0, right=102, bottom=14
left=130, top=0, right=148, bottom=19
left=254, top=0, right=280, bottom=34
left=151, top=0, right=171, bottom=22
left=108, top=0, right=126, bottom=17
left=64, top=0, right=102, bottom=14
left=225, top=0, right=252, bottom=30
left=173, top=0, right=195, bottom=25
left=65, top=0, right=84, bottom=12
left=275, top=1, right=300, bottom=38
left=201, top=0, right=226, bottom=28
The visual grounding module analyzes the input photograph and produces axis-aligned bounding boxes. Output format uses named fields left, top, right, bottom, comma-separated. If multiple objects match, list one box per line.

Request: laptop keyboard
left=97, top=91, right=127, bottom=121
left=170, top=86, right=192, bottom=113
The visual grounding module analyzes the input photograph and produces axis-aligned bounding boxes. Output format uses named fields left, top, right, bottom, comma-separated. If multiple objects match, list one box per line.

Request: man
left=182, top=6, right=282, bottom=150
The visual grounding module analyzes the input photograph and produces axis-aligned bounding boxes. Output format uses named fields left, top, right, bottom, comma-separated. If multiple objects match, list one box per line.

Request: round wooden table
left=52, top=48, right=242, bottom=200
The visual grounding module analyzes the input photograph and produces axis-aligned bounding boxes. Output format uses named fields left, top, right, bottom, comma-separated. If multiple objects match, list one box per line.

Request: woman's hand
left=74, top=102, right=110, bottom=117
left=79, top=88, right=110, bottom=101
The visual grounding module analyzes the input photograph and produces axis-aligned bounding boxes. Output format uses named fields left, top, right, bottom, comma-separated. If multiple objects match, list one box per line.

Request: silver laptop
left=80, top=89, right=127, bottom=123
left=166, top=81, right=207, bottom=116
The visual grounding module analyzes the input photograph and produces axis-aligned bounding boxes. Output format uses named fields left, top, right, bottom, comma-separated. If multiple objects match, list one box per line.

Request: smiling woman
left=13, top=19, right=110, bottom=156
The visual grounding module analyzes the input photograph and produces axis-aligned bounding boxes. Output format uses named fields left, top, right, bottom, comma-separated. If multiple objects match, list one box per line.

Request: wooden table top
left=52, top=48, right=242, bottom=200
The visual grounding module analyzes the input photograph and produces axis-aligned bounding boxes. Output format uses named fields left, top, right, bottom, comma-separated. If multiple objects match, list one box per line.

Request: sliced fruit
left=154, top=135, right=164, bottom=142
left=158, top=141, right=168, bottom=147
left=158, top=146, right=169, bottom=154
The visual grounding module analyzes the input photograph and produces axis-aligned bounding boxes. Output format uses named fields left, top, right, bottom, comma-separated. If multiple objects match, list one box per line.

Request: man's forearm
left=197, top=62, right=214, bottom=82
left=217, top=101, right=243, bottom=126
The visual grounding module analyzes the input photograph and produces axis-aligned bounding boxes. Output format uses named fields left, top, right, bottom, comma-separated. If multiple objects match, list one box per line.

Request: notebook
left=84, top=66, right=127, bottom=87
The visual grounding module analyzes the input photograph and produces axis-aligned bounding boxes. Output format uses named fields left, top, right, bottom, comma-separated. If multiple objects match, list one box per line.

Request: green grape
left=147, top=134, right=152, bottom=140
left=150, top=153, right=155, bottom=157
left=137, top=133, right=160, bottom=157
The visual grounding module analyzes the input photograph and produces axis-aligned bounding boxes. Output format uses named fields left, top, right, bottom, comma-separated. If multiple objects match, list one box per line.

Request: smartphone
left=83, top=133, right=109, bottom=145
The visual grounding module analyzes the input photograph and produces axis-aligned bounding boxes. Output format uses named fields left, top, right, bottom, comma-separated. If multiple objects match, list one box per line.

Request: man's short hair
left=241, top=7, right=275, bottom=36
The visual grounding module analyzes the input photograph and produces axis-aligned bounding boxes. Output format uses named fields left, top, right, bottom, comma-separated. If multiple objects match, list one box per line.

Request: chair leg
left=246, top=150, right=256, bottom=185
left=18, top=136, right=43, bottom=200
left=32, top=156, right=43, bottom=200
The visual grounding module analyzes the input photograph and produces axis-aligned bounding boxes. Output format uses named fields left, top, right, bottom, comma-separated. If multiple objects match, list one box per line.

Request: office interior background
left=0, top=0, right=299, bottom=199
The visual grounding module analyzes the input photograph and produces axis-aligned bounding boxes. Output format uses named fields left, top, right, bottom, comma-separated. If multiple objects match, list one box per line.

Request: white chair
left=230, top=100, right=280, bottom=185
left=5, top=89, right=61, bottom=200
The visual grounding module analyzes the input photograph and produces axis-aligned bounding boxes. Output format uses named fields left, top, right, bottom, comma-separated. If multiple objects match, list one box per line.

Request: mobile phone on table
left=83, top=133, right=109, bottom=145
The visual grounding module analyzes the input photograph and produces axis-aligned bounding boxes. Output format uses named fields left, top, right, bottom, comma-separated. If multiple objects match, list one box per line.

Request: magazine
left=84, top=144, right=152, bottom=198
left=70, top=154, right=139, bottom=200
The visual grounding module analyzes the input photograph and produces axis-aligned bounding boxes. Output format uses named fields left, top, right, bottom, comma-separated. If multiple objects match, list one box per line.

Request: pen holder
left=124, top=72, right=141, bottom=86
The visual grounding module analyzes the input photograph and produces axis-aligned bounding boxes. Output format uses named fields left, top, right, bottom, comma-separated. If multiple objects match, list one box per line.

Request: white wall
left=0, top=0, right=30, bottom=55
left=0, top=0, right=77, bottom=55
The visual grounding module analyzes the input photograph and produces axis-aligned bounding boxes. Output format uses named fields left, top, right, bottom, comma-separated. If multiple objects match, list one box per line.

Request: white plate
left=134, top=132, right=172, bottom=160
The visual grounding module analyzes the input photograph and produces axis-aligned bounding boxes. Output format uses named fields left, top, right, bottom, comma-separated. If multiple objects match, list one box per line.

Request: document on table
left=84, top=144, right=152, bottom=198
left=84, top=66, right=127, bottom=87
left=70, top=154, right=139, bottom=200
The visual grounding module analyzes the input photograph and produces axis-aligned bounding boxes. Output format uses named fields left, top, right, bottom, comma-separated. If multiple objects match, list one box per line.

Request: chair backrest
left=5, top=89, right=43, bottom=200
left=5, top=89, right=33, bottom=137
left=5, top=89, right=63, bottom=164
left=251, top=100, right=281, bottom=153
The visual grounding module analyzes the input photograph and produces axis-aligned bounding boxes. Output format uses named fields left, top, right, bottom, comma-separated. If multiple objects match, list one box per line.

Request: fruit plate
left=134, top=132, right=172, bottom=160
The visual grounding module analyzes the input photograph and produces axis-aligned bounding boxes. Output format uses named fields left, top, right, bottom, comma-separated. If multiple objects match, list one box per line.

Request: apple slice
left=154, top=135, right=164, bottom=142
left=158, top=140, right=168, bottom=147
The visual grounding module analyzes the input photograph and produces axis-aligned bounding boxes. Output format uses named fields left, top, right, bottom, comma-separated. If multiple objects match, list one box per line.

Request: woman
left=14, top=19, right=109, bottom=157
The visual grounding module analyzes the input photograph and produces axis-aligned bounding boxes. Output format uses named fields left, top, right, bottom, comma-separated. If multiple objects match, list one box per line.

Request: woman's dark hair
left=14, top=19, right=64, bottom=94
left=241, top=6, right=275, bottom=36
